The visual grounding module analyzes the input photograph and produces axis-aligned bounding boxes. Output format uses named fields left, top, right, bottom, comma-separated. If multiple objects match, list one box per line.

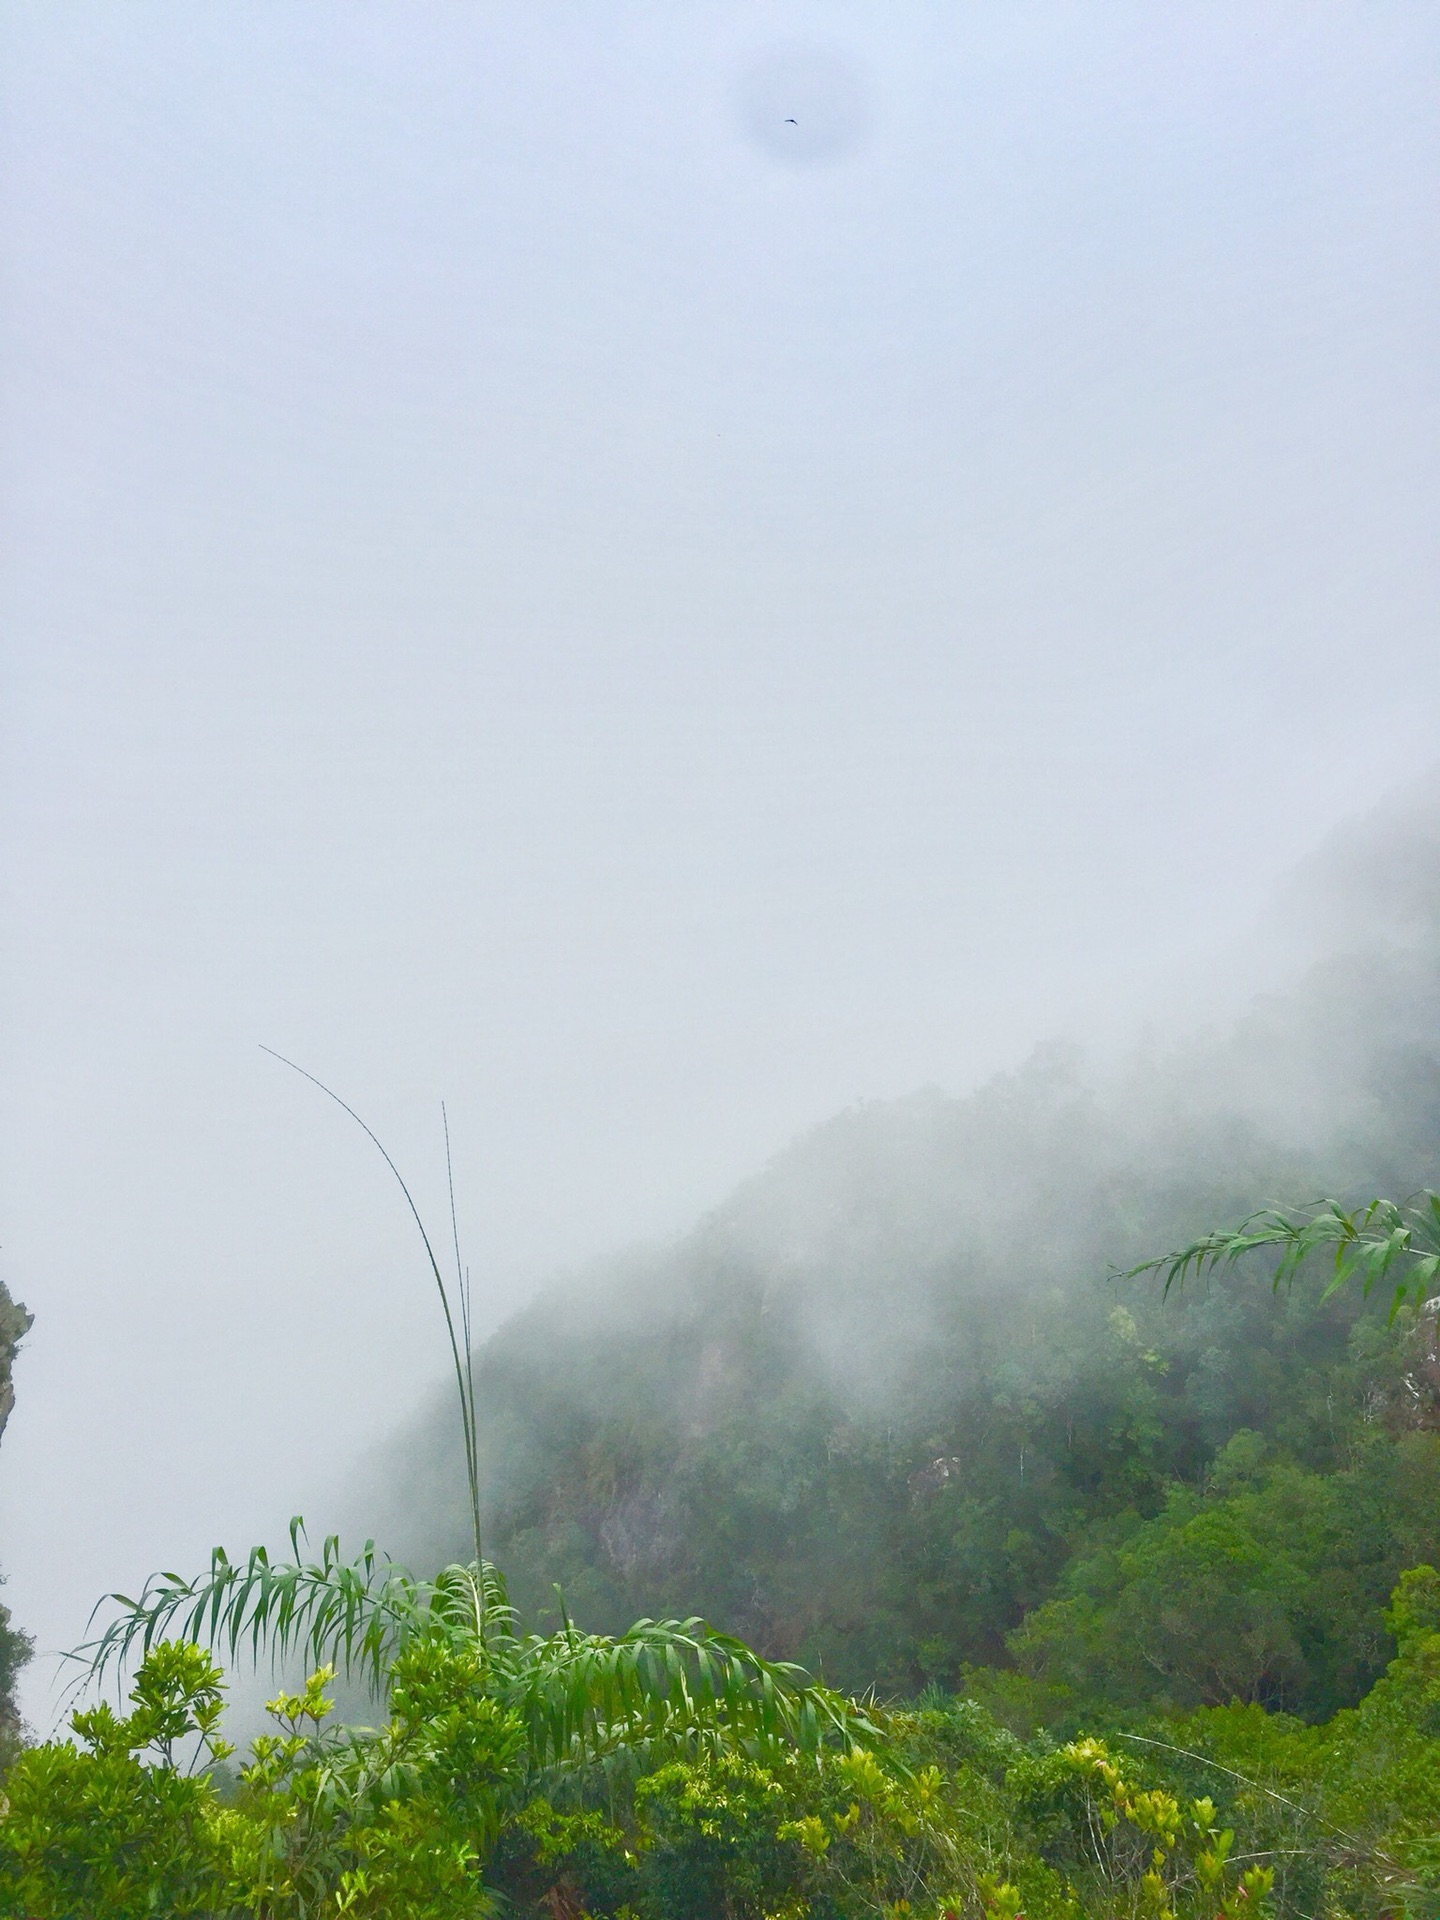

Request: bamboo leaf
left=1126, top=1191, right=1440, bottom=1321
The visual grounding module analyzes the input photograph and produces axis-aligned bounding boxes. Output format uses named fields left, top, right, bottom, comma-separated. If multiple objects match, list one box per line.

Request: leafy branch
left=83, top=1523, right=508, bottom=1696
left=80, top=1522, right=866, bottom=1771
left=1122, top=1192, right=1440, bottom=1322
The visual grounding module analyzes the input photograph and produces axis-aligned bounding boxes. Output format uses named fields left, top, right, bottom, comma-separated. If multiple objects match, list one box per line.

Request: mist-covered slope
left=359, top=781, right=1440, bottom=1713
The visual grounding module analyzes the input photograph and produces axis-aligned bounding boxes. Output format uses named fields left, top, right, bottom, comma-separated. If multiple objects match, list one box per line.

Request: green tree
left=0, top=1642, right=232, bottom=1918
left=1007, top=1435, right=1440, bottom=1719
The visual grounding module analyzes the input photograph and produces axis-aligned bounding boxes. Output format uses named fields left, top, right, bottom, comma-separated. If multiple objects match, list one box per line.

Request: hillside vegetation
left=9, top=792, right=1440, bottom=1914
left=368, top=824, right=1440, bottom=1721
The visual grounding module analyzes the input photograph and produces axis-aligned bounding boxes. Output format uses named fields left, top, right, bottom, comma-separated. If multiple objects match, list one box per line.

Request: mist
left=337, top=777, right=1440, bottom=1699
left=3, top=3, right=1440, bottom=1730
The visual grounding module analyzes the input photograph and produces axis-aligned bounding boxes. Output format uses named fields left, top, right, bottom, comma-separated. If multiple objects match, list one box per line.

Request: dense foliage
left=355, top=908, right=1440, bottom=1723
left=6, top=1186, right=1440, bottom=1912
left=382, top=1177, right=1440, bottom=1710
left=3, top=1555, right=1440, bottom=1915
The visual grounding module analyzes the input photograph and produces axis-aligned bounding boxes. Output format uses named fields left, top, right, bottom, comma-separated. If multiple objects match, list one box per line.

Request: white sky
left=2, top=1, right=1438, bottom=1727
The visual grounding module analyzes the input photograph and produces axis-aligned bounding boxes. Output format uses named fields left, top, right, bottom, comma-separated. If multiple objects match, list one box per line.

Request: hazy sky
left=3, top=1, right=1438, bottom=1725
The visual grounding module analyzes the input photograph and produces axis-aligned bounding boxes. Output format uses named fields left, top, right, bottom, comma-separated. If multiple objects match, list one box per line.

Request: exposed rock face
left=0, top=1286, right=32, bottom=1449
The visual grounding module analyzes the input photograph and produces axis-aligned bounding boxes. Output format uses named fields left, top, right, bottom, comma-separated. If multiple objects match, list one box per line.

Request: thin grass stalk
left=442, top=1099, right=483, bottom=1559
left=261, top=1049, right=485, bottom=1572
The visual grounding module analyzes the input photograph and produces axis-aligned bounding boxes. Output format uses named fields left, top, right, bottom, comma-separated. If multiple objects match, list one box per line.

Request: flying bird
left=785, top=117, right=797, bottom=124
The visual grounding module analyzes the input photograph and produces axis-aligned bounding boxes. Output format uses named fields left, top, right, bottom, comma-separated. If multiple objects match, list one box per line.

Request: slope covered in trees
left=361, top=787, right=1440, bottom=1726
left=8, top=788, right=1440, bottom=1914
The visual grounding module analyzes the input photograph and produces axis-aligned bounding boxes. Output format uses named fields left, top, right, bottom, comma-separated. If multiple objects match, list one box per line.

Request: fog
left=350, top=775, right=1440, bottom=1679
left=2, top=3, right=1438, bottom=1728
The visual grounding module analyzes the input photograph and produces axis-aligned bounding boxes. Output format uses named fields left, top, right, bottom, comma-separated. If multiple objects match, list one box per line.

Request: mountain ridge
left=350, top=781, right=1440, bottom=1711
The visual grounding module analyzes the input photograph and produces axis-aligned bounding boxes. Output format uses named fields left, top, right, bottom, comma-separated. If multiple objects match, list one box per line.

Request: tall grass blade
left=259, top=1048, right=484, bottom=1565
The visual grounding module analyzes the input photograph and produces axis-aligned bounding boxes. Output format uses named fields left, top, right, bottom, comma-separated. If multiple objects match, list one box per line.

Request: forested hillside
left=11, top=793, right=1440, bottom=1917
left=366, top=790, right=1440, bottom=1725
